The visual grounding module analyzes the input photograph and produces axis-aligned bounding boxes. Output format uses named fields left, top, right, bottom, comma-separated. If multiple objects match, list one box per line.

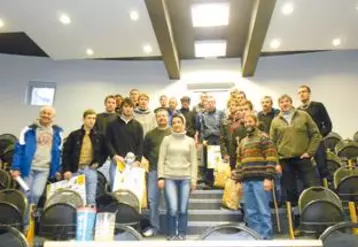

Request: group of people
left=9, top=85, right=332, bottom=240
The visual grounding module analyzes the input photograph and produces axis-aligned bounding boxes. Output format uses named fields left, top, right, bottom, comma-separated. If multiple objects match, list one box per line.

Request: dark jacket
left=62, top=127, right=108, bottom=173
left=220, top=115, right=240, bottom=159
left=95, top=112, right=117, bottom=135
left=258, top=108, right=280, bottom=134
left=179, top=108, right=196, bottom=138
left=298, top=101, right=332, bottom=137
left=106, top=116, right=144, bottom=162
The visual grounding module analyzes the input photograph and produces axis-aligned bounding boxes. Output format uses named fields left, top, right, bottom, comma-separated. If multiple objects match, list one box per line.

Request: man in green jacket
left=270, top=94, right=321, bottom=205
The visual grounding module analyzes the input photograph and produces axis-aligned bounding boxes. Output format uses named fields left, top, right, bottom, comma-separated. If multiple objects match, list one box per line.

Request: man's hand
left=91, top=163, right=99, bottom=169
left=264, top=179, right=273, bottom=191
left=64, top=171, right=72, bottom=180
left=55, top=172, right=62, bottom=181
left=275, top=165, right=282, bottom=174
left=191, top=183, right=197, bottom=192
left=10, top=170, right=21, bottom=179
left=300, top=153, right=310, bottom=159
left=132, top=161, right=140, bottom=167
left=203, top=140, right=208, bottom=147
left=158, top=180, right=165, bottom=189
left=236, top=182, right=242, bottom=195
left=113, top=155, right=124, bottom=163
left=223, top=155, right=230, bottom=163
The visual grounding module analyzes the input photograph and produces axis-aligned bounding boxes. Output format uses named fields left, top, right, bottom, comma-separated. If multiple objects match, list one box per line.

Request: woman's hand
left=158, top=179, right=165, bottom=189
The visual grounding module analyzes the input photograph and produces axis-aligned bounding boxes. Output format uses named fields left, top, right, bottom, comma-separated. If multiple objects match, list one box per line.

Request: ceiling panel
left=0, top=0, right=161, bottom=60
left=263, top=0, right=358, bottom=52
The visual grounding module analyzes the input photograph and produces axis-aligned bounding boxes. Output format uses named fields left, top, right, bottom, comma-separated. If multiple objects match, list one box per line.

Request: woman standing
left=157, top=114, right=198, bottom=241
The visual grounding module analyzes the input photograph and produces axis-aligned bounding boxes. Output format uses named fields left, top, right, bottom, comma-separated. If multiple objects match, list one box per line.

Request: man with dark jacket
left=95, top=95, right=118, bottom=135
left=258, top=96, right=280, bottom=134
left=298, top=85, right=332, bottom=180
left=179, top=96, right=196, bottom=138
left=62, top=109, right=108, bottom=206
left=270, top=94, right=321, bottom=205
left=106, top=97, right=144, bottom=189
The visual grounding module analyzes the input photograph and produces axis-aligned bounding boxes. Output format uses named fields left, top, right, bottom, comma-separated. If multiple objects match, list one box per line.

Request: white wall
left=0, top=51, right=357, bottom=138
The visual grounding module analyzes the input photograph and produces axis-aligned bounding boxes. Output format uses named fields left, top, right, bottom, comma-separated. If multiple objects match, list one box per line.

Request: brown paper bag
left=213, top=161, right=231, bottom=188
left=222, top=179, right=241, bottom=210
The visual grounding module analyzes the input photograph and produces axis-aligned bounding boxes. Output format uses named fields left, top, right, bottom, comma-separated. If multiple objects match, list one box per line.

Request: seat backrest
left=39, top=203, right=76, bottom=240
left=199, top=223, right=262, bottom=240
left=0, top=169, right=12, bottom=190
left=335, top=140, right=358, bottom=160
left=45, top=189, right=83, bottom=209
left=112, top=189, right=140, bottom=213
left=0, top=202, right=23, bottom=231
left=334, top=166, right=358, bottom=189
left=324, top=132, right=343, bottom=152
left=0, top=189, right=28, bottom=217
left=298, top=186, right=342, bottom=213
left=0, top=225, right=28, bottom=247
left=114, top=225, right=143, bottom=241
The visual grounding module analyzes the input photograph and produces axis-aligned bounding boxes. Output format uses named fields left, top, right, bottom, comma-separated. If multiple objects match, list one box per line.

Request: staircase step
left=187, top=221, right=241, bottom=235
left=189, top=198, right=222, bottom=210
left=190, top=189, right=224, bottom=199
left=188, top=209, right=243, bottom=222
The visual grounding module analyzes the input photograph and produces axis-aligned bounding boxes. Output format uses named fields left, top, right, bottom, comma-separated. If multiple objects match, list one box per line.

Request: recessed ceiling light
left=86, top=49, right=94, bottom=56
left=269, top=39, right=281, bottom=49
left=191, top=3, right=230, bottom=27
left=0, top=19, right=4, bottom=28
left=130, top=10, right=139, bottom=21
left=281, top=2, right=294, bottom=15
left=194, top=40, right=227, bottom=58
left=59, top=14, right=71, bottom=25
left=143, top=44, right=153, bottom=54
left=332, top=38, right=341, bottom=47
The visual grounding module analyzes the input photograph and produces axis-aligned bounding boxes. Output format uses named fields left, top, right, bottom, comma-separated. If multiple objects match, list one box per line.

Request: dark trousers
left=314, top=141, right=329, bottom=179
left=203, top=136, right=220, bottom=186
left=280, top=157, right=318, bottom=205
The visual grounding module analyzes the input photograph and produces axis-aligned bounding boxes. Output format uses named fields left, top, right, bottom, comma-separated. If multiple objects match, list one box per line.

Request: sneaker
left=142, top=227, right=158, bottom=237
left=177, top=235, right=186, bottom=241
left=167, top=236, right=177, bottom=241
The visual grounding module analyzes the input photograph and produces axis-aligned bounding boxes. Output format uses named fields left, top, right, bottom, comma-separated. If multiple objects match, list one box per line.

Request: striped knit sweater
left=233, top=128, right=277, bottom=182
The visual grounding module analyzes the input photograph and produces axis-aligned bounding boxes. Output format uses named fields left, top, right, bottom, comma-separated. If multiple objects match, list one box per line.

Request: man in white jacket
left=134, top=93, right=157, bottom=137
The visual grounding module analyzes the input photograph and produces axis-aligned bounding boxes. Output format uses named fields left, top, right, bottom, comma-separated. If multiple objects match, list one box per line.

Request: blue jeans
left=148, top=170, right=161, bottom=230
left=164, top=179, right=190, bottom=237
left=23, top=168, right=50, bottom=228
left=242, top=180, right=273, bottom=240
left=76, top=166, right=98, bottom=206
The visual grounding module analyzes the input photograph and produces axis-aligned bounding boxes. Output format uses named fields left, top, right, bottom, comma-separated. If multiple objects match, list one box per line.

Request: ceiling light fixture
left=59, top=14, right=71, bottom=25
left=194, top=40, right=227, bottom=58
left=191, top=2, right=230, bottom=27
left=332, top=38, right=341, bottom=47
left=130, top=10, right=139, bottom=21
left=143, top=44, right=153, bottom=54
left=0, top=19, right=4, bottom=28
left=281, top=2, right=294, bottom=15
left=86, top=49, right=94, bottom=56
left=269, top=39, right=281, bottom=49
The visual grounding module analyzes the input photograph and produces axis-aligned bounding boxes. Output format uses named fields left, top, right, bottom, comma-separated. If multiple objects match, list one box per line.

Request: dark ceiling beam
left=144, top=0, right=180, bottom=80
left=241, top=0, right=276, bottom=77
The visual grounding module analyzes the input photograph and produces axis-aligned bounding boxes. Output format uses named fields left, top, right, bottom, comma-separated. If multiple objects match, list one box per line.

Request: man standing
left=11, top=106, right=63, bottom=229
left=154, top=95, right=169, bottom=113
left=200, top=96, right=226, bottom=188
left=95, top=95, right=117, bottom=135
left=167, top=97, right=180, bottom=124
left=298, top=85, right=332, bottom=181
left=141, top=109, right=171, bottom=237
left=258, top=96, right=280, bottom=134
left=106, top=97, right=144, bottom=188
left=179, top=96, right=196, bottom=138
left=193, top=92, right=208, bottom=115
left=134, top=93, right=157, bottom=137
left=62, top=109, right=108, bottom=206
left=130, top=89, right=140, bottom=107
left=270, top=94, right=321, bottom=205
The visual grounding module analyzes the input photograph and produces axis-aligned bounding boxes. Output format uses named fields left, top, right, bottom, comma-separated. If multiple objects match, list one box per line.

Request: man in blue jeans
left=141, top=109, right=171, bottom=237
left=11, top=106, right=63, bottom=230
left=62, top=109, right=108, bottom=206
